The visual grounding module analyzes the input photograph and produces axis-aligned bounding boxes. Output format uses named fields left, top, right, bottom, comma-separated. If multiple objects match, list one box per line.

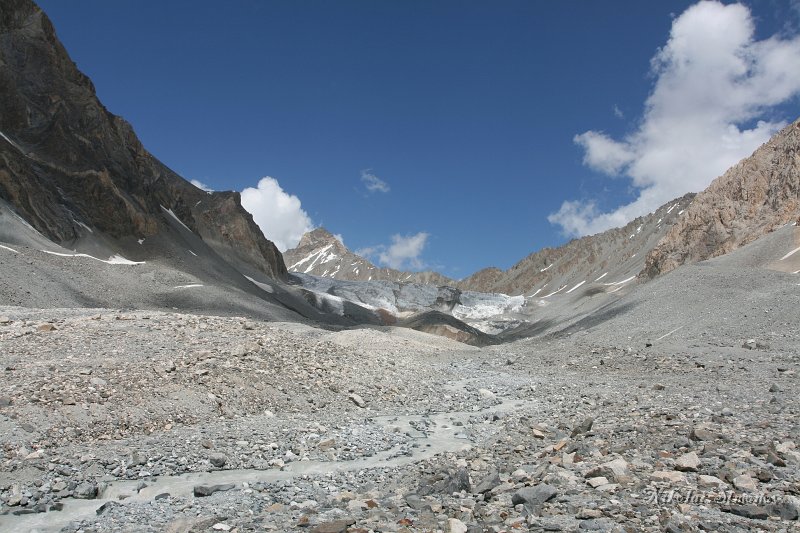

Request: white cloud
left=613, top=104, right=624, bottom=119
left=333, top=233, right=345, bottom=247
left=190, top=179, right=214, bottom=193
left=551, top=1, right=800, bottom=237
left=240, top=177, right=314, bottom=252
left=361, top=169, right=390, bottom=193
left=379, top=232, right=429, bottom=269
left=357, top=232, right=430, bottom=270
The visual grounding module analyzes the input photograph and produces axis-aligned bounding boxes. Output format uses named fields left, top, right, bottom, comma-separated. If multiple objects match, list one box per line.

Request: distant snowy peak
left=283, top=227, right=454, bottom=286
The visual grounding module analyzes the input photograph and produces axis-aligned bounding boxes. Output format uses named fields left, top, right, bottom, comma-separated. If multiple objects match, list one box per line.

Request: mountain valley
left=1, top=1, right=799, bottom=532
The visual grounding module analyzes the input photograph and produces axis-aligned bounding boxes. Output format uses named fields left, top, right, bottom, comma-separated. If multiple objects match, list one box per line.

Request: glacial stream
left=1, top=391, right=532, bottom=532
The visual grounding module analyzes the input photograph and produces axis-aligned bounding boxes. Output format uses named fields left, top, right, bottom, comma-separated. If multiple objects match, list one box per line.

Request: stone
left=586, top=476, right=609, bottom=488
left=650, top=471, right=686, bottom=484
left=742, top=339, right=768, bottom=350
left=447, top=518, right=468, bottom=533
left=73, top=482, right=98, bottom=499
left=311, top=518, right=356, bottom=533
left=404, top=493, right=428, bottom=511
left=193, top=483, right=235, bottom=497
left=437, top=467, right=471, bottom=494
left=37, top=323, right=57, bottom=332
left=473, top=470, right=500, bottom=494
left=348, top=393, right=366, bottom=408
left=689, top=427, right=716, bottom=441
left=209, top=453, right=227, bottom=468
left=512, top=483, right=557, bottom=511
left=767, top=496, right=800, bottom=521
left=571, top=417, right=594, bottom=437
left=732, top=475, right=757, bottom=492
left=478, top=388, right=495, bottom=399
left=95, top=501, right=116, bottom=515
left=0, top=396, right=12, bottom=407
left=212, top=524, right=232, bottom=532
left=675, top=451, right=701, bottom=472
left=722, top=505, right=769, bottom=520
left=0, top=316, right=10, bottom=324
left=697, top=475, right=727, bottom=488
left=318, top=438, right=336, bottom=451
left=584, top=458, right=630, bottom=483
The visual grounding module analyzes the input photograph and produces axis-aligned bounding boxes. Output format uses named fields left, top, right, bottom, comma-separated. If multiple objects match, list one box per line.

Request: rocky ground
left=1, top=290, right=798, bottom=532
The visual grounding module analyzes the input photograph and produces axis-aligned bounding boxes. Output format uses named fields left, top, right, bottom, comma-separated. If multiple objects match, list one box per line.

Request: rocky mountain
left=643, top=118, right=800, bottom=278
left=284, top=227, right=455, bottom=285
left=458, top=194, right=695, bottom=296
left=0, top=0, right=286, bottom=280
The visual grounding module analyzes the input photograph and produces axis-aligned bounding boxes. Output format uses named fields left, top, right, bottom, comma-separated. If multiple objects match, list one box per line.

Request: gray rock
left=348, top=393, right=366, bottom=408
left=722, top=504, right=769, bottom=520
left=768, top=498, right=800, bottom=520
left=404, top=493, right=429, bottom=511
left=193, top=483, right=235, bottom=497
left=473, top=469, right=500, bottom=494
left=440, top=467, right=471, bottom=494
left=209, top=453, right=227, bottom=468
left=512, top=483, right=557, bottom=512
left=73, top=482, right=98, bottom=499
left=690, top=427, right=716, bottom=441
left=311, top=518, right=356, bottom=533
left=584, top=458, right=630, bottom=483
left=732, top=474, right=757, bottom=492
left=571, top=417, right=594, bottom=437
left=675, top=451, right=701, bottom=472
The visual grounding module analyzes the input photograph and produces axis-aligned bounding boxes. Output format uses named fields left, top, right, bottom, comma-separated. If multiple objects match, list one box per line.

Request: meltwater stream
left=1, top=391, right=533, bottom=533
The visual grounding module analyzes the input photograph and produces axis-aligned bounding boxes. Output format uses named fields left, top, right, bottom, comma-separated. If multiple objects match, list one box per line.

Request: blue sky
left=37, top=1, right=800, bottom=278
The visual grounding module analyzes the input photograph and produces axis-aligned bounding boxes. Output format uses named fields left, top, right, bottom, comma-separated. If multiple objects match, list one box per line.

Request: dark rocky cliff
left=0, top=0, right=287, bottom=279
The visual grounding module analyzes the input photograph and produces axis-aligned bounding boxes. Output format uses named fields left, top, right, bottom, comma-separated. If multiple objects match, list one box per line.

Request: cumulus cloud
left=550, top=1, right=800, bottom=237
left=190, top=179, right=214, bottom=193
left=360, top=169, right=390, bottom=193
left=357, top=232, right=430, bottom=270
left=240, top=177, right=314, bottom=252
left=379, top=232, right=429, bottom=269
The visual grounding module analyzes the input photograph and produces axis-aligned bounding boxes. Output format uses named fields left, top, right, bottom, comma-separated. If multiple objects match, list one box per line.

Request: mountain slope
left=458, top=194, right=695, bottom=296
left=643, top=118, right=800, bottom=278
left=284, top=227, right=454, bottom=286
left=0, top=0, right=286, bottom=280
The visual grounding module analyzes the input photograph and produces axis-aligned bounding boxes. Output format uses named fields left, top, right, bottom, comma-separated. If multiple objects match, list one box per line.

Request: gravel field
left=1, top=230, right=799, bottom=532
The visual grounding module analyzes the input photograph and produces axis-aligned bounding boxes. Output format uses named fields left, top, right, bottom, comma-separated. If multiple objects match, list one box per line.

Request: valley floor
left=0, top=305, right=798, bottom=532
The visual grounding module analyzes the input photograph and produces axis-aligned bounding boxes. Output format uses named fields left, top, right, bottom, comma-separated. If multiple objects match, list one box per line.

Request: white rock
left=446, top=518, right=468, bottom=533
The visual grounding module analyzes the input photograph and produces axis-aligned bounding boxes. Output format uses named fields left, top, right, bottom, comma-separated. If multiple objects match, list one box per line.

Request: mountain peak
left=285, top=228, right=455, bottom=285
left=296, top=227, right=345, bottom=250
